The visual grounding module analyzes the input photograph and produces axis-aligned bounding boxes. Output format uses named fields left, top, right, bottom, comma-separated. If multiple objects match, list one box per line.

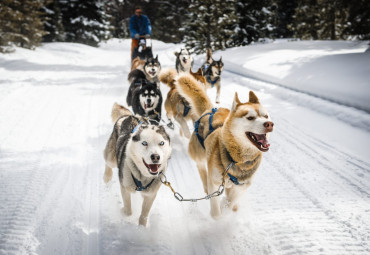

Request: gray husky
left=103, top=103, right=172, bottom=226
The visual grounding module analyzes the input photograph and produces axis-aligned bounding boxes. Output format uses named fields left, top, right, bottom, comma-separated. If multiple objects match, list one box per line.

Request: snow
left=0, top=38, right=370, bottom=255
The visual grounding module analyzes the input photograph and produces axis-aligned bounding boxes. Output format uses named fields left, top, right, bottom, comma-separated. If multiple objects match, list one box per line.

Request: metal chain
left=159, top=161, right=234, bottom=202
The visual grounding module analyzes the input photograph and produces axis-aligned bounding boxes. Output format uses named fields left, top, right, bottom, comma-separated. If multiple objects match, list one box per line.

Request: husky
left=103, top=103, right=172, bottom=227
left=174, top=48, right=193, bottom=73
left=175, top=74, right=274, bottom=219
left=126, top=75, right=162, bottom=122
left=128, top=55, right=161, bottom=86
left=159, top=67, right=206, bottom=138
left=201, top=48, right=224, bottom=104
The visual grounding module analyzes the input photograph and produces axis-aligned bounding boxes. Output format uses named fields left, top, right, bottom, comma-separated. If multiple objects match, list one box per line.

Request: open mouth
left=144, top=103, right=154, bottom=109
left=182, top=58, right=187, bottom=64
left=148, top=70, right=156, bottom=76
left=246, top=132, right=270, bottom=152
left=143, top=159, right=161, bottom=175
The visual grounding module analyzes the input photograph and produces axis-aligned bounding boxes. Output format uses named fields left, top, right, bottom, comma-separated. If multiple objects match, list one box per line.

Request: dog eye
left=159, top=141, right=164, bottom=146
left=264, top=115, right=268, bottom=118
left=247, top=116, right=255, bottom=121
left=142, top=141, right=148, bottom=146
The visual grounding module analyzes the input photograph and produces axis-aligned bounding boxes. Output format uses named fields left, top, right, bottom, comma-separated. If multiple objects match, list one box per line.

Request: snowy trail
left=0, top=40, right=369, bottom=254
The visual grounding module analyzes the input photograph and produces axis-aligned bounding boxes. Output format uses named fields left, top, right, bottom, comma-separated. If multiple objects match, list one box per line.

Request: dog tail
left=159, top=68, right=177, bottom=88
left=128, top=69, right=146, bottom=82
left=175, top=73, right=213, bottom=118
left=111, top=102, right=131, bottom=123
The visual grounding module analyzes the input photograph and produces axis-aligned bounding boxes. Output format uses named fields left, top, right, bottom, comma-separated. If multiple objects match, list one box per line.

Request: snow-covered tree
left=0, top=0, right=47, bottom=52
left=59, top=0, right=112, bottom=47
left=182, top=0, right=238, bottom=53
left=43, top=0, right=65, bottom=42
left=231, top=0, right=276, bottom=46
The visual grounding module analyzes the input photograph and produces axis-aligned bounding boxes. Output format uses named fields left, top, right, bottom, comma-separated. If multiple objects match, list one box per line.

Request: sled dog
left=103, top=103, right=172, bottom=226
left=126, top=74, right=163, bottom=122
left=174, top=48, right=193, bottom=73
left=201, top=48, right=224, bottom=104
left=128, top=55, right=161, bottom=86
left=159, top=67, right=206, bottom=138
left=175, top=74, right=274, bottom=218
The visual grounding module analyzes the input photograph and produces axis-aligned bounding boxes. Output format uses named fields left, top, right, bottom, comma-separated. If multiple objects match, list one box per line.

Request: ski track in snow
left=0, top=41, right=369, bottom=255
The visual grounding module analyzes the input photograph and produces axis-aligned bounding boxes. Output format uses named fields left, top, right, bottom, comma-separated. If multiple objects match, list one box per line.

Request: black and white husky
left=201, top=48, right=224, bottom=104
left=103, top=103, right=172, bottom=227
left=128, top=55, right=161, bottom=86
left=126, top=71, right=163, bottom=122
left=174, top=48, right=193, bottom=73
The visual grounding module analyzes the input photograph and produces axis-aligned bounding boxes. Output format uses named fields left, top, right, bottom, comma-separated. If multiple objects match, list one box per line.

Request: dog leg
left=103, top=165, right=113, bottom=183
left=175, top=116, right=191, bottom=138
left=225, top=184, right=250, bottom=212
left=196, top=161, right=208, bottom=194
left=215, top=83, right=221, bottom=104
left=208, top=176, right=221, bottom=219
left=120, top=185, right=132, bottom=216
left=139, top=193, right=157, bottom=227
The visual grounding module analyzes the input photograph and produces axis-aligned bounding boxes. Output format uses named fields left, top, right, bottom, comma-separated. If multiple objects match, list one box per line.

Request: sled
left=132, top=36, right=153, bottom=61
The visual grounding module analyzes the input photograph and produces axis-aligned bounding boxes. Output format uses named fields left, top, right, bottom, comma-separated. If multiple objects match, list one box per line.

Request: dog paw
left=232, top=204, right=239, bottom=212
left=139, top=215, right=148, bottom=226
left=210, top=210, right=222, bottom=220
left=215, top=100, right=220, bottom=104
left=121, top=207, right=132, bottom=216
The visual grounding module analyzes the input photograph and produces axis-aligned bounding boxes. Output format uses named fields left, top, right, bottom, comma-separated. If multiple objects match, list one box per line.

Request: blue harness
left=206, top=75, right=219, bottom=88
left=194, top=108, right=218, bottom=149
left=131, top=121, right=143, bottom=133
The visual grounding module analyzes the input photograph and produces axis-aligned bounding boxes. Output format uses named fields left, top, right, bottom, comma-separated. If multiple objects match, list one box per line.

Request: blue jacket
left=129, top=15, right=152, bottom=38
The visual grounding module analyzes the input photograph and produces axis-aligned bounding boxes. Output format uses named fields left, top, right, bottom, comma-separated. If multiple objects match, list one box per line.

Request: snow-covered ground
left=0, top=39, right=369, bottom=255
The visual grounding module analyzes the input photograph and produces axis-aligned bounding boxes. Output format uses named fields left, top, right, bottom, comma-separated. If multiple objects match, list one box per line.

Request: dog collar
left=131, top=173, right=155, bottom=191
left=206, top=75, right=219, bottom=88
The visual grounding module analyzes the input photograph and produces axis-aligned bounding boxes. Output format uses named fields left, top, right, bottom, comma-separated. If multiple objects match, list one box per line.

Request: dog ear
left=219, top=56, right=222, bottom=62
left=249, top=91, right=260, bottom=104
left=174, top=51, right=179, bottom=57
left=232, top=92, right=241, bottom=111
left=155, top=55, right=158, bottom=60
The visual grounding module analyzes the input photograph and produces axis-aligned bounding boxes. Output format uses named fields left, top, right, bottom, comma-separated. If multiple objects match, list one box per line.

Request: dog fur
left=159, top=67, right=206, bottom=138
left=174, top=48, right=193, bottom=73
left=131, top=57, right=146, bottom=72
left=126, top=72, right=163, bottom=122
left=103, top=103, right=172, bottom=226
left=128, top=55, right=161, bottom=86
left=175, top=74, right=274, bottom=219
left=201, top=48, right=224, bottom=104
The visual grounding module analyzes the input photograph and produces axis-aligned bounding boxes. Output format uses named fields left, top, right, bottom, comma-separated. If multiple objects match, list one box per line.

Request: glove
left=145, top=34, right=150, bottom=38
left=134, top=34, right=139, bottom=39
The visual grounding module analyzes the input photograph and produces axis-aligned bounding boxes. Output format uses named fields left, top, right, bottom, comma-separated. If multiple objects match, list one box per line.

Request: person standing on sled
left=129, top=6, right=152, bottom=60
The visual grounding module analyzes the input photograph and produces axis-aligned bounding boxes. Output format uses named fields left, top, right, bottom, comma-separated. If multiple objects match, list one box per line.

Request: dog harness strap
left=131, top=121, right=143, bottom=133
left=227, top=173, right=240, bottom=185
left=131, top=173, right=155, bottom=191
left=206, top=75, right=219, bottom=88
left=194, top=108, right=218, bottom=149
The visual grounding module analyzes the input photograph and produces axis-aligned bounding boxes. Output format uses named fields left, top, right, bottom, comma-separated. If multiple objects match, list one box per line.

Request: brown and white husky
left=175, top=74, right=274, bottom=219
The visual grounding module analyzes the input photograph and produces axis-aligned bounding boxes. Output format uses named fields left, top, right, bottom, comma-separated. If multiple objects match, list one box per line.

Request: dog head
left=138, top=82, right=161, bottom=113
left=209, top=57, right=223, bottom=77
left=129, top=124, right=171, bottom=176
left=175, top=48, right=193, bottom=71
left=144, top=55, right=161, bottom=78
left=228, top=91, right=274, bottom=152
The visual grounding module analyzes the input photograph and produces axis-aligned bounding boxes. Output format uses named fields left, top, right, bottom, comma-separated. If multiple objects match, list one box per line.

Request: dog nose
left=147, top=99, right=151, bottom=104
left=264, top=121, right=274, bottom=132
left=151, top=154, right=160, bottom=163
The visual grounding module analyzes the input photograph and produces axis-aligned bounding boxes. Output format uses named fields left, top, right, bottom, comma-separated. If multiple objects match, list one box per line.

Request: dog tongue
left=148, top=164, right=160, bottom=173
left=255, top=134, right=270, bottom=148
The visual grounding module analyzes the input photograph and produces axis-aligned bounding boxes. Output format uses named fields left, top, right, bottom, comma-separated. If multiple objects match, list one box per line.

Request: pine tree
left=289, top=0, right=321, bottom=39
left=59, top=0, right=112, bottom=47
left=345, top=0, right=370, bottom=39
left=183, top=0, right=238, bottom=53
left=231, top=0, right=275, bottom=46
left=43, top=0, right=65, bottom=42
left=0, top=0, right=47, bottom=52
left=272, top=0, right=298, bottom=38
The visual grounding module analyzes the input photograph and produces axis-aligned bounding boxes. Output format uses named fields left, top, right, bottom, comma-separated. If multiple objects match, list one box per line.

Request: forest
left=0, top=0, right=369, bottom=53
